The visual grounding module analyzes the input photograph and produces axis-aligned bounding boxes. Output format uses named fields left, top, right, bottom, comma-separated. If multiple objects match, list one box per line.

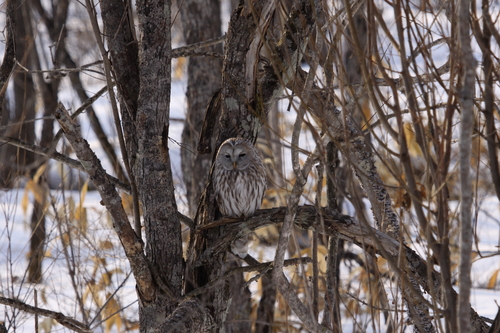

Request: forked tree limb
left=186, top=257, right=312, bottom=299
left=197, top=205, right=489, bottom=333
left=54, top=103, right=158, bottom=303
left=49, top=106, right=211, bottom=333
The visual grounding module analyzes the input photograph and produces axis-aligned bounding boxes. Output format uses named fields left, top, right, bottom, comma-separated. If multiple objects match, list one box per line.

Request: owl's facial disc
left=232, top=148, right=248, bottom=169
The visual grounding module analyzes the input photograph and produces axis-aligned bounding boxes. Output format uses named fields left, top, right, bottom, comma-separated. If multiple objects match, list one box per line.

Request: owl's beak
left=233, top=162, right=237, bottom=169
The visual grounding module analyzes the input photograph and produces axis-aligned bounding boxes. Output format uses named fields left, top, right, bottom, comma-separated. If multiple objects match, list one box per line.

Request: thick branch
left=54, top=103, right=157, bottom=302
left=0, top=135, right=131, bottom=193
left=154, top=299, right=214, bottom=333
left=197, top=205, right=489, bottom=333
left=0, top=296, right=91, bottom=333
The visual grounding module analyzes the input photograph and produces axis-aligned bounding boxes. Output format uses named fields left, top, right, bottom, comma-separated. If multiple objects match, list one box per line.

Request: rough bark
left=255, top=276, right=277, bottom=333
left=224, top=261, right=252, bottom=333
left=134, top=0, right=184, bottom=329
left=154, top=299, right=214, bottom=333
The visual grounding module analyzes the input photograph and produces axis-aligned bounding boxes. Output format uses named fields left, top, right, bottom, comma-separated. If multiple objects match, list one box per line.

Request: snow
left=3, top=74, right=498, bottom=332
left=2, top=3, right=500, bottom=333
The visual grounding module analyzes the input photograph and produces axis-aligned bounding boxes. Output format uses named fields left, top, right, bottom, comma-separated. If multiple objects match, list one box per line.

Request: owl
left=213, top=137, right=267, bottom=258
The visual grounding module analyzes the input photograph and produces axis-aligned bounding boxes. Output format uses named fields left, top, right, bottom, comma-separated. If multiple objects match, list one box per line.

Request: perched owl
left=213, top=137, right=267, bottom=258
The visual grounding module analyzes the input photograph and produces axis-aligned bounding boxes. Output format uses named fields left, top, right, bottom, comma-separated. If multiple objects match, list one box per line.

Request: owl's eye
left=225, top=154, right=230, bottom=159
left=239, top=153, right=246, bottom=158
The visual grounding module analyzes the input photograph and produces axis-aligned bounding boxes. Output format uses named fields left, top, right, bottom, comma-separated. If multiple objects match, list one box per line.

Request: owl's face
left=216, top=142, right=253, bottom=171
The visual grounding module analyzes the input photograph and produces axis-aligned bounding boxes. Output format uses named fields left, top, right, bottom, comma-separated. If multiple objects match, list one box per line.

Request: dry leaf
left=487, top=269, right=499, bottom=289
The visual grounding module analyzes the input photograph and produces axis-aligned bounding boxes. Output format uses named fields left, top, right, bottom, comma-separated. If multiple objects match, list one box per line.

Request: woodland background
left=0, top=0, right=500, bottom=332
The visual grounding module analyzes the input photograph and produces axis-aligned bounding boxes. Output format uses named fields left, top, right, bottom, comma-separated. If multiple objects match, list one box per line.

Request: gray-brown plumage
left=213, top=137, right=267, bottom=257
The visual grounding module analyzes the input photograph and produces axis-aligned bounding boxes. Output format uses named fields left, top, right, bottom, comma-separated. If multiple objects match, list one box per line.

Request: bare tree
left=1, top=0, right=500, bottom=332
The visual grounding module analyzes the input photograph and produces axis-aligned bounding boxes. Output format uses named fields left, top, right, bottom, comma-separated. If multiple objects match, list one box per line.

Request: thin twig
left=53, top=85, right=110, bottom=145
left=15, top=60, right=104, bottom=77
left=171, top=34, right=226, bottom=58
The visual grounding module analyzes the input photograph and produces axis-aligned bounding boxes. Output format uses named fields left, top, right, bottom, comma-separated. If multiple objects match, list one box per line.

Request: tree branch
left=154, top=298, right=214, bottom=333
left=0, top=135, right=131, bottom=193
left=186, top=257, right=312, bottom=299
left=457, top=0, right=476, bottom=330
left=54, top=103, right=158, bottom=302
left=171, top=34, right=226, bottom=58
left=197, top=205, right=489, bottom=333
left=0, top=296, right=91, bottom=333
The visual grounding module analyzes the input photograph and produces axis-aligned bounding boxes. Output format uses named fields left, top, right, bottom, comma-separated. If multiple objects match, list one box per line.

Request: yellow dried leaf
left=75, top=206, right=88, bottom=235
left=74, top=180, right=89, bottom=233
left=173, top=57, right=186, bottom=80
left=403, top=122, right=423, bottom=158
left=377, top=257, right=389, bottom=275
left=67, top=197, right=75, bottom=221
left=33, top=163, right=48, bottom=183
left=21, top=187, right=29, bottom=215
left=83, top=281, right=103, bottom=307
left=40, top=288, right=48, bottom=304
left=127, top=321, right=140, bottom=331
left=25, top=179, right=45, bottom=205
left=345, top=298, right=359, bottom=317
left=121, top=193, right=134, bottom=215
left=61, top=233, right=70, bottom=248
left=109, top=268, right=124, bottom=276
left=103, top=294, right=123, bottom=333
left=91, top=256, right=107, bottom=266
left=99, top=240, right=114, bottom=250
left=79, top=179, right=89, bottom=203
left=100, top=272, right=111, bottom=287
left=487, top=269, right=499, bottom=289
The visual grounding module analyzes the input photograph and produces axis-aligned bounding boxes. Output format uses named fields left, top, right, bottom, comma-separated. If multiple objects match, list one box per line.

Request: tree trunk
left=180, top=0, right=222, bottom=217
left=0, top=1, right=36, bottom=187
left=134, top=0, right=184, bottom=330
